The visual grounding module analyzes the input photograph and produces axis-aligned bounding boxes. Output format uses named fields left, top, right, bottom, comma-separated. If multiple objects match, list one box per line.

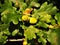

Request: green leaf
left=1, top=8, right=19, bottom=24
left=38, top=37, right=47, bottom=45
left=1, top=9, right=11, bottom=23
left=0, top=32, right=7, bottom=43
left=39, top=2, right=48, bottom=12
left=19, top=2, right=27, bottom=11
left=25, top=0, right=38, bottom=5
left=37, top=30, right=47, bottom=45
left=51, top=19, right=56, bottom=25
left=0, top=24, right=9, bottom=31
left=36, top=21, right=49, bottom=28
left=47, top=29, right=57, bottom=45
left=0, top=0, right=12, bottom=12
left=29, top=1, right=40, bottom=8
left=45, top=3, right=53, bottom=12
left=1, top=15, right=7, bottom=23
left=11, top=0, right=24, bottom=3
left=21, top=25, right=28, bottom=30
left=24, top=25, right=39, bottom=40
left=48, top=6, right=58, bottom=15
left=37, top=30, right=44, bottom=37
left=12, top=29, right=19, bottom=36
left=12, top=17, right=18, bottom=25
left=3, top=29, right=11, bottom=35
left=18, top=15, right=22, bottom=21
left=39, top=12, right=51, bottom=23
left=55, top=13, right=60, bottom=25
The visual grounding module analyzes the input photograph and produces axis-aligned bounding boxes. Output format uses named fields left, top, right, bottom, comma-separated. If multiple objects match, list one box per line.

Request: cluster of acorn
left=22, top=8, right=37, bottom=24
left=22, top=8, right=54, bottom=29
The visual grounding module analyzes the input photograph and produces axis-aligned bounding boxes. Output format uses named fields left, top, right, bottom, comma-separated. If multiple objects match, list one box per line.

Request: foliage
left=0, top=0, right=60, bottom=45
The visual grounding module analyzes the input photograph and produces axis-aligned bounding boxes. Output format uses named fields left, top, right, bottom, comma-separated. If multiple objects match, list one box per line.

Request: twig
left=6, top=39, right=24, bottom=41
